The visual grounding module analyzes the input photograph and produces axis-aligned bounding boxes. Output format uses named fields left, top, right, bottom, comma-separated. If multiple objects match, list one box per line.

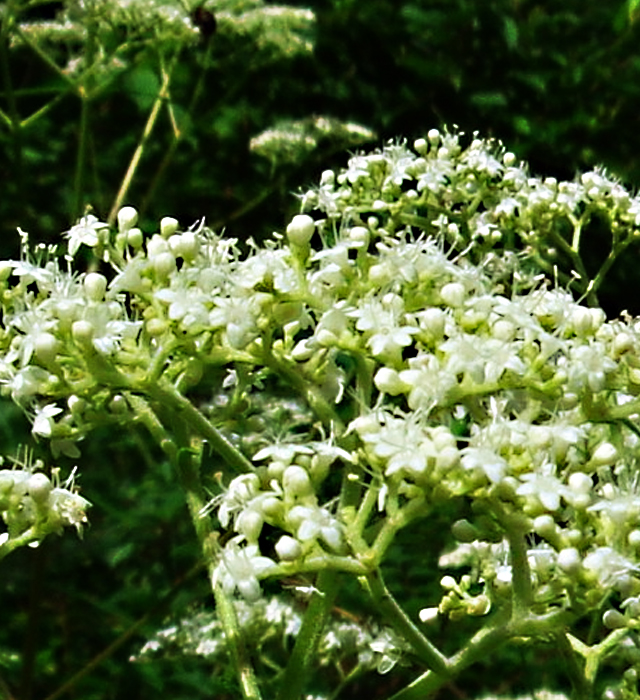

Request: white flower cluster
left=0, top=461, right=89, bottom=555
left=5, top=128, right=640, bottom=689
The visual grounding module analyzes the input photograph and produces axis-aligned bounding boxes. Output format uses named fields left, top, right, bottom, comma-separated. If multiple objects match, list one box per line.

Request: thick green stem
left=390, top=608, right=573, bottom=700
left=153, top=408, right=262, bottom=700
left=144, top=379, right=256, bottom=475
left=275, top=569, right=340, bottom=700
left=214, top=581, right=263, bottom=700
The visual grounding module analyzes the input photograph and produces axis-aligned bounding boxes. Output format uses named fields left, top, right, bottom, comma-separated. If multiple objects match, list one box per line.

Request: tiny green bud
left=145, top=318, right=169, bottom=337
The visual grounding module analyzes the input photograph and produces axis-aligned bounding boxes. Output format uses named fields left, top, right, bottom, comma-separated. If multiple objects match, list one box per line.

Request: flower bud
left=419, top=307, right=446, bottom=338
left=27, top=473, right=53, bottom=504
left=145, top=317, right=169, bottom=337
left=374, top=368, right=409, bottom=395
left=440, top=282, right=465, bottom=308
left=72, top=320, right=94, bottom=347
left=127, top=227, right=144, bottom=249
left=320, top=170, right=335, bottom=186
left=418, top=606, right=439, bottom=623
left=440, top=575, right=457, bottom=591
left=286, top=214, right=315, bottom=247
left=283, top=465, right=314, bottom=499
left=557, top=547, right=581, bottom=574
left=413, top=138, right=428, bottom=155
left=275, top=535, right=302, bottom=561
left=109, top=394, right=128, bottom=414
left=160, top=217, right=179, bottom=238
left=451, top=519, right=478, bottom=542
left=84, top=272, right=108, bottom=301
left=603, top=609, right=627, bottom=629
left=590, top=442, right=618, bottom=467
left=236, top=509, right=263, bottom=543
left=152, top=251, right=176, bottom=279
left=533, top=514, right=557, bottom=541
left=35, top=332, right=58, bottom=364
left=117, top=206, right=138, bottom=232
left=147, top=234, right=169, bottom=257
left=427, top=129, right=440, bottom=145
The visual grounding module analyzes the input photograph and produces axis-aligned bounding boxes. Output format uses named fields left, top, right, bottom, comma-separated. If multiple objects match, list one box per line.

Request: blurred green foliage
left=1, top=0, right=640, bottom=698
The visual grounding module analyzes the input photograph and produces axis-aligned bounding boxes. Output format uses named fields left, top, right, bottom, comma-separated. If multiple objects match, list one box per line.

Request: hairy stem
left=275, top=569, right=340, bottom=700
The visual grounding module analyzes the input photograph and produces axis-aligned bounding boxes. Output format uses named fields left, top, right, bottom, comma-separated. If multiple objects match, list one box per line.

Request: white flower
left=359, top=412, right=435, bottom=479
left=155, top=281, right=210, bottom=330
left=583, top=547, right=640, bottom=591
left=213, top=537, right=276, bottom=602
left=460, top=446, right=508, bottom=484
left=287, top=504, right=344, bottom=551
left=517, top=465, right=572, bottom=512
left=65, top=214, right=108, bottom=257
left=32, top=404, right=63, bottom=437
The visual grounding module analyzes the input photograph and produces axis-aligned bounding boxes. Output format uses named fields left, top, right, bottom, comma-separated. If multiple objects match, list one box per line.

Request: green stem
left=144, top=378, right=256, bottom=475
left=370, top=496, right=429, bottom=565
left=151, top=404, right=263, bottom=700
left=501, top=509, right=533, bottom=616
left=390, top=608, right=573, bottom=700
left=262, top=349, right=344, bottom=432
left=139, top=38, right=215, bottom=217
left=73, top=93, right=91, bottom=220
left=275, top=569, right=340, bottom=700
left=214, top=581, right=263, bottom=700
left=108, top=51, right=178, bottom=225
left=365, top=569, right=449, bottom=677
left=556, top=633, right=593, bottom=700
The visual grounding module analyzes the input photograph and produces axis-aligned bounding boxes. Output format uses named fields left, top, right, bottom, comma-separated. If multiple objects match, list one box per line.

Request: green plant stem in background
left=108, top=51, right=179, bottom=225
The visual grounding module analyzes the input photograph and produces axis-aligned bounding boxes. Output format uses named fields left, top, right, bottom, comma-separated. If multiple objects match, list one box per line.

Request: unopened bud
left=286, top=214, right=315, bottom=247
left=117, top=206, right=138, bottom=232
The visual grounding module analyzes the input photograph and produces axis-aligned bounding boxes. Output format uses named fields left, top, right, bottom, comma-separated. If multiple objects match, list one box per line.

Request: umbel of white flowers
left=4, top=129, right=640, bottom=682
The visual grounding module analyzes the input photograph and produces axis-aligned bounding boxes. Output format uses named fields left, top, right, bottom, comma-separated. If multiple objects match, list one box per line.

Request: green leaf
left=123, top=65, right=161, bottom=112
